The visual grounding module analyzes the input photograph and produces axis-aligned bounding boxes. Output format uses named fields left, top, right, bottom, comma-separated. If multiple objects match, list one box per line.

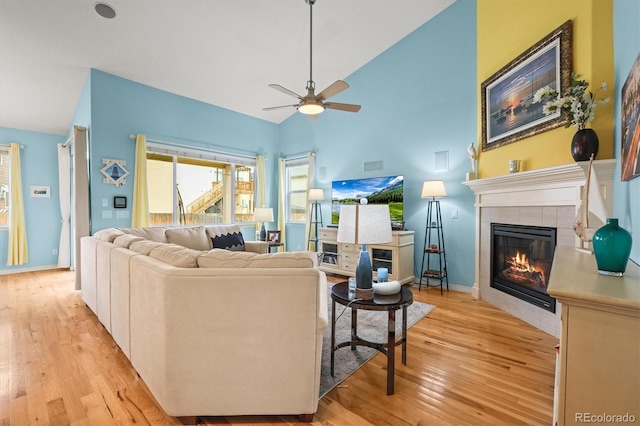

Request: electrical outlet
left=451, top=209, right=458, bottom=219
left=102, top=210, right=112, bottom=219
left=52, top=248, right=58, bottom=256
left=102, top=198, right=108, bottom=207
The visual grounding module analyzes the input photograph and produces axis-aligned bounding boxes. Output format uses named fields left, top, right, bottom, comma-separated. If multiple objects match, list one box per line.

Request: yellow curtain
left=277, top=158, right=286, bottom=250
left=255, top=155, right=266, bottom=236
left=131, top=134, right=150, bottom=227
left=304, top=152, right=315, bottom=251
left=7, top=143, right=28, bottom=266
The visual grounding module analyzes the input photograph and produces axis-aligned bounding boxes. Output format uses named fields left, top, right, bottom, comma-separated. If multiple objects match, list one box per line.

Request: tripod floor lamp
left=307, top=188, right=324, bottom=251
left=419, top=180, right=449, bottom=293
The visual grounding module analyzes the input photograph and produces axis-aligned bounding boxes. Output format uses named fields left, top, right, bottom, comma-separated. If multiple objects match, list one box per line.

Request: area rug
left=319, top=284, right=435, bottom=397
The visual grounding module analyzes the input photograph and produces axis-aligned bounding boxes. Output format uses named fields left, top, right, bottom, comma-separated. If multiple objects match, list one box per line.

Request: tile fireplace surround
left=464, top=160, right=616, bottom=337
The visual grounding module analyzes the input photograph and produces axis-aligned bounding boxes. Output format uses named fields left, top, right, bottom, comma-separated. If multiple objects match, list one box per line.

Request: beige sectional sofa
left=80, top=224, right=328, bottom=423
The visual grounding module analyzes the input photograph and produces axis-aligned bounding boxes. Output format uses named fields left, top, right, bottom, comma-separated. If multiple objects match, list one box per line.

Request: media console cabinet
left=318, top=227, right=415, bottom=285
left=547, top=246, right=639, bottom=426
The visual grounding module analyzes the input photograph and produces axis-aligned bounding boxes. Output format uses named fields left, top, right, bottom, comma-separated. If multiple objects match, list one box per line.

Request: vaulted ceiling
left=0, top=0, right=455, bottom=135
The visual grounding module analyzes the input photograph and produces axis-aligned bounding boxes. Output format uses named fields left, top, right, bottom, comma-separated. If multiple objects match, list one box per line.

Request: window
left=285, top=159, right=309, bottom=222
left=0, top=148, right=9, bottom=227
left=146, top=145, right=256, bottom=226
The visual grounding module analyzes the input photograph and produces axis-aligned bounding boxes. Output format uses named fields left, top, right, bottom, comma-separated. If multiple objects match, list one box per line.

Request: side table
left=330, top=281, right=414, bottom=395
left=268, top=242, right=283, bottom=253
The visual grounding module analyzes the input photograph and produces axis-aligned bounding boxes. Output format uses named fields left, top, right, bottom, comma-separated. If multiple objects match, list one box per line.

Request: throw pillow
left=113, top=234, right=145, bottom=248
left=119, top=227, right=168, bottom=243
left=198, top=250, right=316, bottom=268
left=148, top=244, right=201, bottom=268
left=206, top=225, right=247, bottom=251
left=129, top=240, right=165, bottom=255
left=197, top=249, right=258, bottom=268
left=210, top=232, right=246, bottom=251
left=166, top=226, right=210, bottom=251
left=93, top=228, right=124, bottom=242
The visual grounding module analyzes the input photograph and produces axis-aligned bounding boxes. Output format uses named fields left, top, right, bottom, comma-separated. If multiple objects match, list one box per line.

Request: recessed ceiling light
left=95, top=2, right=116, bottom=19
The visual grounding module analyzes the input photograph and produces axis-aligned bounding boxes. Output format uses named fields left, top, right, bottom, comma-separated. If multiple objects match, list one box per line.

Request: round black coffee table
left=330, top=281, right=414, bottom=395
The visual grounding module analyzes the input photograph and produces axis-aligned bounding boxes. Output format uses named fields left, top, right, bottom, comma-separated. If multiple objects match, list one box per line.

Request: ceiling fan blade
left=263, top=104, right=299, bottom=111
left=269, top=84, right=303, bottom=99
left=317, top=80, right=349, bottom=101
left=324, top=102, right=361, bottom=113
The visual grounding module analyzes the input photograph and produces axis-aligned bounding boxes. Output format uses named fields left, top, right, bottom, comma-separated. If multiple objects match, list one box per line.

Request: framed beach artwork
left=621, top=51, right=640, bottom=182
left=481, top=20, right=573, bottom=151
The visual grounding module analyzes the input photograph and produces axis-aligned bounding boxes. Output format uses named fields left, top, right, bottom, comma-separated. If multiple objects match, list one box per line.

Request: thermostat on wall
left=114, top=196, right=127, bottom=209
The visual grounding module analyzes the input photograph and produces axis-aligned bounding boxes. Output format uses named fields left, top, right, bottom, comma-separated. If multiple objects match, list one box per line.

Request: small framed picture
left=100, top=158, right=129, bottom=187
left=114, top=196, right=127, bottom=208
left=267, top=230, right=281, bottom=244
left=30, top=185, right=50, bottom=198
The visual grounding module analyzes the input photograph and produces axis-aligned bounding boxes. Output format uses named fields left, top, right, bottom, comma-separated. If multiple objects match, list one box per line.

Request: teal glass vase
left=592, top=218, right=633, bottom=276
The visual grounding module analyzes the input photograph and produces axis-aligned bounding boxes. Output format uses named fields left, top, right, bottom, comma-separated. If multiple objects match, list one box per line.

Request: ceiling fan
left=263, top=0, right=361, bottom=116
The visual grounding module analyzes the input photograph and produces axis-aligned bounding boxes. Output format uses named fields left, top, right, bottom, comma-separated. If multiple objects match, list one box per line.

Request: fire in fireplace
left=491, top=223, right=557, bottom=313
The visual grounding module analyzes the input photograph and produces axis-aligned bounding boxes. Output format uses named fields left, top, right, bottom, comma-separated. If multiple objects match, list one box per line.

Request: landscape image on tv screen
left=331, top=175, right=404, bottom=227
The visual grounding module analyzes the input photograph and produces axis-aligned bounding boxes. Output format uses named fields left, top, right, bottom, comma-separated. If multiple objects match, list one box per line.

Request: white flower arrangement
left=532, top=72, right=610, bottom=130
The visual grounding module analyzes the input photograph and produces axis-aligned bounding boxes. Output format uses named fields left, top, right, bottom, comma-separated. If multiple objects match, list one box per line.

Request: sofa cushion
left=129, top=240, right=166, bottom=255
left=93, top=228, right=125, bottom=242
left=149, top=244, right=201, bottom=268
left=198, top=249, right=317, bottom=269
left=119, top=227, right=168, bottom=243
left=207, top=225, right=245, bottom=251
left=113, top=234, right=145, bottom=248
left=165, top=226, right=211, bottom=251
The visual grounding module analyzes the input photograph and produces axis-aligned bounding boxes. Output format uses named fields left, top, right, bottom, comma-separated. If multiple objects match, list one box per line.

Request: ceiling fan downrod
left=306, top=0, right=316, bottom=93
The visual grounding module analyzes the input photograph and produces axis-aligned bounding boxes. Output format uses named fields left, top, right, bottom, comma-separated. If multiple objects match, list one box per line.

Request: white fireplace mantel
left=461, top=159, right=617, bottom=337
left=463, top=159, right=617, bottom=209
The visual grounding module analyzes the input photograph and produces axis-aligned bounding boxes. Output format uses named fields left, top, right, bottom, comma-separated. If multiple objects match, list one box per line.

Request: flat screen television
left=331, top=175, right=404, bottom=228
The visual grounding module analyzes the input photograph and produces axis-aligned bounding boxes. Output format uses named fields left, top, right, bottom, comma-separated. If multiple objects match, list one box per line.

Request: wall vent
left=363, top=160, right=383, bottom=172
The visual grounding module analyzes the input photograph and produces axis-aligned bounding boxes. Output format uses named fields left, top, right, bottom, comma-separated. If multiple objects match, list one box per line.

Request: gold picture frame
left=481, top=20, right=573, bottom=151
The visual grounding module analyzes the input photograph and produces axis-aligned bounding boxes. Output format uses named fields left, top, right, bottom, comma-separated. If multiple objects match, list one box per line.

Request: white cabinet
left=318, top=227, right=415, bottom=285
left=547, top=247, right=640, bottom=426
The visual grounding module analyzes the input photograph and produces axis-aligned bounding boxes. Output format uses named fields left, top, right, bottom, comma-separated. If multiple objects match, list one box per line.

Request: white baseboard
left=409, top=279, right=473, bottom=293
left=0, top=265, right=69, bottom=275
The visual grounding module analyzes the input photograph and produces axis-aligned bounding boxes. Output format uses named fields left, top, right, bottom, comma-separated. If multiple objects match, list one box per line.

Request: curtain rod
left=0, top=143, right=24, bottom=149
left=61, top=135, right=73, bottom=148
left=128, top=134, right=258, bottom=160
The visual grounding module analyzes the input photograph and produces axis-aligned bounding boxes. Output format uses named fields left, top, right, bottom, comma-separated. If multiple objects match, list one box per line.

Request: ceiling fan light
left=298, top=101, right=325, bottom=115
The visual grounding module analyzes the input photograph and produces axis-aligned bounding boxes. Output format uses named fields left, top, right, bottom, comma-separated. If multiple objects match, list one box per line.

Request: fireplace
left=491, top=223, right=557, bottom=313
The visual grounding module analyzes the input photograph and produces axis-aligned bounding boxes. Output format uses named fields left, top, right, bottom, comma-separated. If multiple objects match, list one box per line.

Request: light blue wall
left=279, top=0, right=477, bottom=287
left=87, top=70, right=280, bottom=233
left=0, top=127, right=66, bottom=272
left=613, top=0, right=640, bottom=265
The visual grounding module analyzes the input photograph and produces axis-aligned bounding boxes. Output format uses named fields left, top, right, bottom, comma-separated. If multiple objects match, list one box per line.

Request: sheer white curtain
left=304, top=152, right=315, bottom=250
left=255, top=155, right=266, bottom=237
left=277, top=158, right=286, bottom=250
left=57, top=143, right=71, bottom=268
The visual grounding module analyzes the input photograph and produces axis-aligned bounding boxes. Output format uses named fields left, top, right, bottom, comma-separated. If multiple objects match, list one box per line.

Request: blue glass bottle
left=592, top=218, right=633, bottom=276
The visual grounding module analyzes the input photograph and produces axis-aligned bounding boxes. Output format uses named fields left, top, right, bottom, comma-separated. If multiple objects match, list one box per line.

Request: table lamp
left=337, top=199, right=392, bottom=300
left=254, top=207, right=274, bottom=241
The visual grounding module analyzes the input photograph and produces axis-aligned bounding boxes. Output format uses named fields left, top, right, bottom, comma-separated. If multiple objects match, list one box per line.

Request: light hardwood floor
left=1, top=270, right=558, bottom=425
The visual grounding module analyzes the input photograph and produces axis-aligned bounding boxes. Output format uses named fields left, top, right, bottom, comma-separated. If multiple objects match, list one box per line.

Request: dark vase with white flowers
left=571, top=128, right=599, bottom=161
left=533, top=72, right=609, bottom=162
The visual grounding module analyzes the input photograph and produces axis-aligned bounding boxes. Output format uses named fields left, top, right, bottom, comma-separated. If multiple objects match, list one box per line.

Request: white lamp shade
left=336, top=204, right=392, bottom=245
left=421, top=180, right=447, bottom=198
left=308, top=188, right=325, bottom=201
left=254, top=207, right=274, bottom=222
